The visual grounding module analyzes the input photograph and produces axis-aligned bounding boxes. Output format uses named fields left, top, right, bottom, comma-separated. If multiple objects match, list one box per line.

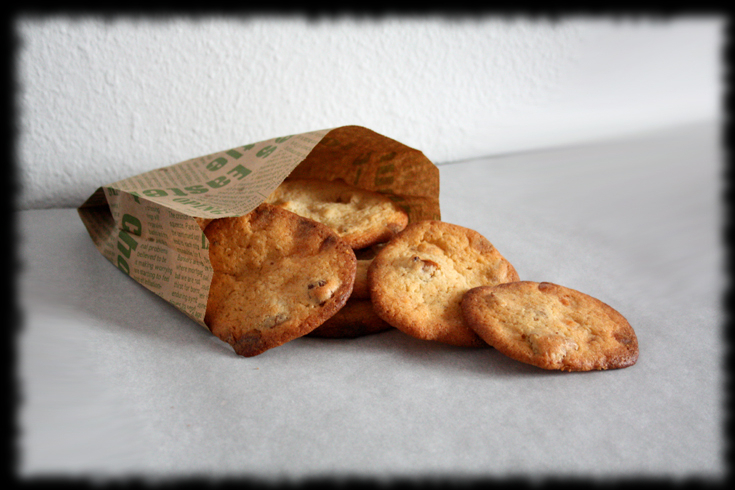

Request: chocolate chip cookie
left=369, top=220, right=519, bottom=347
left=265, top=178, right=408, bottom=249
left=461, top=281, right=638, bottom=371
left=204, top=203, right=356, bottom=357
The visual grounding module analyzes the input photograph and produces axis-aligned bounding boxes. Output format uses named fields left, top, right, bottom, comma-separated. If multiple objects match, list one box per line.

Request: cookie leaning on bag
left=201, top=178, right=410, bottom=353
left=203, top=203, right=356, bottom=357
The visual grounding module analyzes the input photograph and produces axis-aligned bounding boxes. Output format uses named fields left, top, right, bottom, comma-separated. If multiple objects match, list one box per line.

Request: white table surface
left=17, top=121, right=724, bottom=481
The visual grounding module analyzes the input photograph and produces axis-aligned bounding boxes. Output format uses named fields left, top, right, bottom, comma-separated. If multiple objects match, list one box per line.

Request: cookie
left=461, top=281, right=638, bottom=371
left=368, top=220, right=519, bottom=347
left=351, top=258, right=372, bottom=299
left=307, top=299, right=392, bottom=338
left=204, top=203, right=357, bottom=357
left=354, top=243, right=385, bottom=261
left=265, top=178, right=408, bottom=249
left=195, top=217, right=213, bottom=231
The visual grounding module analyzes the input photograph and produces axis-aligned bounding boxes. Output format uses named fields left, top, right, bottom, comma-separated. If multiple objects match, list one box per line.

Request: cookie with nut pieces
left=265, top=178, right=408, bottom=249
left=461, top=281, right=638, bottom=371
left=203, top=203, right=356, bottom=357
left=368, top=220, right=520, bottom=347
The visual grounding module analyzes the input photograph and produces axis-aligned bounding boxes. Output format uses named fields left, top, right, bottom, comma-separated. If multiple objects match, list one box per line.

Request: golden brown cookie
left=368, top=220, right=519, bottom=347
left=354, top=242, right=388, bottom=261
left=461, top=281, right=638, bottom=371
left=265, top=178, right=408, bottom=249
left=351, top=258, right=372, bottom=299
left=307, top=299, right=392, bottom=338
left=194, top=217, right=213, bottom=231
left=204, top=203, right=356, bottom=357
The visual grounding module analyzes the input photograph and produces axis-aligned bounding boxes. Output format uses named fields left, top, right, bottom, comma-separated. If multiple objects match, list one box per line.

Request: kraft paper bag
left=78, top=126, right=440, bottom=328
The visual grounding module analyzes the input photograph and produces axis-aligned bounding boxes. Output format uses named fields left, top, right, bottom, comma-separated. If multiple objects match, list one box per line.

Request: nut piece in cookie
left=307, top=299, right=392, bottom=339
left=265, top=178, right=408, bottom=249
left=204, top=203, right=356, bottom=357
left=461, top=281, right=638, bottom=371
left=368, top=220, right=519, bottom=347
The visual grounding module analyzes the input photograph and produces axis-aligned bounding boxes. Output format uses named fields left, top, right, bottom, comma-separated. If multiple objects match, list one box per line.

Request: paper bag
left=78, top=126, right=440, bottom=328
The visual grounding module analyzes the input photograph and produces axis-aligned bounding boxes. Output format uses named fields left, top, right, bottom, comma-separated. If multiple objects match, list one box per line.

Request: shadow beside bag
left=78, top=126, right=440, bottom=328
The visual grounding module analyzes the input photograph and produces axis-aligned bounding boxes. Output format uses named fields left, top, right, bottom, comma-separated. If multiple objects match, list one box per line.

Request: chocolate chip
left=308, top=279, right=327, bottom=290
left=319, top=234, right=337, bottom=252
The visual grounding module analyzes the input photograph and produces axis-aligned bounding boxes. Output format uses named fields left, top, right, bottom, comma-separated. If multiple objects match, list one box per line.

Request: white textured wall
left=16, top=15, right=723, bottom=209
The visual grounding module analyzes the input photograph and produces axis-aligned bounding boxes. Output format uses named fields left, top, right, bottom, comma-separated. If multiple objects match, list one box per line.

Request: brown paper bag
left=78, top=125, right=440, bottom=328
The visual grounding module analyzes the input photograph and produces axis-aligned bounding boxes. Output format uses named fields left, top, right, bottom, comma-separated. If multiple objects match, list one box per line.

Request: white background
left=15, top=15, right=723, bottom=209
